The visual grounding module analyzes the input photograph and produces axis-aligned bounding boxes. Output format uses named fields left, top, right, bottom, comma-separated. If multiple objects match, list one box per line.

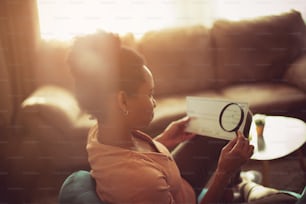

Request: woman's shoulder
left=88, top=129, right=172, bottom=180
left=132, top=130, right=172, bottom=155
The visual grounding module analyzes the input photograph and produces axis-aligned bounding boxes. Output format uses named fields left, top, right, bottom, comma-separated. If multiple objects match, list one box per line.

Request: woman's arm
left=155, top=117, right=253, bottom=203
left=200, top=132, right=254, bottom=203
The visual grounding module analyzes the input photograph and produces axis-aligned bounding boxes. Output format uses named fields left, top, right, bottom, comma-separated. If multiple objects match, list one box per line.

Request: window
left=216, top=0, right=306, bottom=21
left=37, top=0, right=305, bottom=41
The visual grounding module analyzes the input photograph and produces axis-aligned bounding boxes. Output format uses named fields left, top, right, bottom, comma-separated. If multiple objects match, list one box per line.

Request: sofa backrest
left=33, top=10, right=306, bottom=98
left=35, top=41, right=75, bottom=92
left=137, top=26, right=215, bottom=96
left=211, top=10, right=306, bottom=88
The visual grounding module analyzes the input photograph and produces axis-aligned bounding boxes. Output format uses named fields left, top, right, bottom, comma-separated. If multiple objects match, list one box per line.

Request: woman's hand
left=216, top=131, right=254, bottom=176
left=154, top=116, right=196, bottom=151
left=199, top=132, right=254, bottom=204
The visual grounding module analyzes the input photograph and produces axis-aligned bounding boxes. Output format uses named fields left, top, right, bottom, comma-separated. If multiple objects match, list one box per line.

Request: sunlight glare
left=37, top=0, right=305, bottom=40
left=37, top=0, right=176, bottom=40
left=216, top=0, right=304, bottom=21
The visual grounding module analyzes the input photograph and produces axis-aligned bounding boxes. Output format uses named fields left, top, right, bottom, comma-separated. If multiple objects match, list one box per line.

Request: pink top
left=87, top=124, right=196, bottom=204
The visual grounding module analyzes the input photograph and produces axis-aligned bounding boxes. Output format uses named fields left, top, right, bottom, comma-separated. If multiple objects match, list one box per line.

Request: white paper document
left=185, top=96, right=249, bottom=140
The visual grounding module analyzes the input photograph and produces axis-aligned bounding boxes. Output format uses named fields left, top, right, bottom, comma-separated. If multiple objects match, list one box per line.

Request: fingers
left=183, top=132, right=196, bottom=140
left=232, top=132, right=245, bottom=151
left=237, top=131, right=253, bottom=156
left=230, top=131, right=253, bottom=159
left=222, top=136, right=238, bottom=151
left=247, top=145, right=255, bottom=158
left=174, top=116, right=193, bottom=132
left=237, top=131, right=249, bottom=153
left=166, top=116, right=189, bottom=131
left=217, top=132, right=254, bottom=175
left=176, top=116, right=191, bottom=125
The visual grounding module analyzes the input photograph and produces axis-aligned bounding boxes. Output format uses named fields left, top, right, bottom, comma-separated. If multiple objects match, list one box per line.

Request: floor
left=242, top=150, right=306, bottom=194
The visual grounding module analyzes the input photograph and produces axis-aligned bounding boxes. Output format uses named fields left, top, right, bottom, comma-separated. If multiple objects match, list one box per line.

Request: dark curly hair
left=68, top=31, right=145, bottom=120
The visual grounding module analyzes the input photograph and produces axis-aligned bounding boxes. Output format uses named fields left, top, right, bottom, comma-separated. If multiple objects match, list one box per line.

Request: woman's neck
left=97, top=121, right=135, bottom=149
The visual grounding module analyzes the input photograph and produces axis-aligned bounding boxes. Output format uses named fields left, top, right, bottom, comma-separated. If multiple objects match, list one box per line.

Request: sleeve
left=92, top=158, right=175, bottom=204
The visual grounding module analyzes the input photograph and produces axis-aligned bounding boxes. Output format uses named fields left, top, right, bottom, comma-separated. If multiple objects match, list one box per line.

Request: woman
left=67, top=31, right=278, bottom=204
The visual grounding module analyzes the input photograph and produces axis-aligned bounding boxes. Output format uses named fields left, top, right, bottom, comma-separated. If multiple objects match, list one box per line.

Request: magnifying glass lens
left=220, top=103, right=244, bottom=132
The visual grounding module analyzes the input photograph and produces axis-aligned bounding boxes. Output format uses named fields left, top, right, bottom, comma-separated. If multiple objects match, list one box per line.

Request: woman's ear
left=116, top=91, right=128, bottom=114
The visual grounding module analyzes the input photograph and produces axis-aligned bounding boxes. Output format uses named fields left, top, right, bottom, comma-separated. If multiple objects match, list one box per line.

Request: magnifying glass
left=219, top=102, right=244, bottom=132
left=219, top=102, right=253, bottom=137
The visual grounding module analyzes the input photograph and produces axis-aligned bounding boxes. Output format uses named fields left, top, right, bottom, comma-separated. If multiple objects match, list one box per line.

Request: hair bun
left=67, top=31, right=121, bottom=118
left=68, top=31, right=121, bottom=79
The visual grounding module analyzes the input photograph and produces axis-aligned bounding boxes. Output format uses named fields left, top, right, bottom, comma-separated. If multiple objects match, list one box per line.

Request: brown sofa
left=19, top=10, right=306, bottom=202
left=140, top=10, right=306, bottom=134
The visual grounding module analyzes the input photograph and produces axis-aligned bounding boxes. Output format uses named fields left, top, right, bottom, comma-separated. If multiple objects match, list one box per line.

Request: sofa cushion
left=212, top=10, right=306, bottom=88
left=21, top=85, right=83, bottom=132
left=284, top=55, right=306, bottom=93
left=221, top=83, right=306, bottom=119
left=138, top=26, right=215, bottom=96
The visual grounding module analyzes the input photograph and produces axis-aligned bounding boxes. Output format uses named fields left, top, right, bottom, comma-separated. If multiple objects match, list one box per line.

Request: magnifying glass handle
left=243, top=110, right=253, bottom=138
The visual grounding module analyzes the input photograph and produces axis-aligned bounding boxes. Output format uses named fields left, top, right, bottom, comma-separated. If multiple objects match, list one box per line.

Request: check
left=185, top=97, right=250, bottom=140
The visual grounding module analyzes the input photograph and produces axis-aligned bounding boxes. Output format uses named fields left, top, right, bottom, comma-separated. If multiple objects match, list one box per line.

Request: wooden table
left=249, top=115, right=306, bottom=185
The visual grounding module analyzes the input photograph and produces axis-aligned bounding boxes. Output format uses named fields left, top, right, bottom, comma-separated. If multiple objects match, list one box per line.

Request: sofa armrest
left=284, top=55, right=306, bottom=93
left=21, top=85, right=89, bottom=134
left=20, top=85, right=93, bottom=173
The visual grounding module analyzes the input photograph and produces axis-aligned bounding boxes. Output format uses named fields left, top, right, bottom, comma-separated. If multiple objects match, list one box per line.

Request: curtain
left=0, top=37, right=12, bottom=128
left=0, top=0, right=40, bottom=124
